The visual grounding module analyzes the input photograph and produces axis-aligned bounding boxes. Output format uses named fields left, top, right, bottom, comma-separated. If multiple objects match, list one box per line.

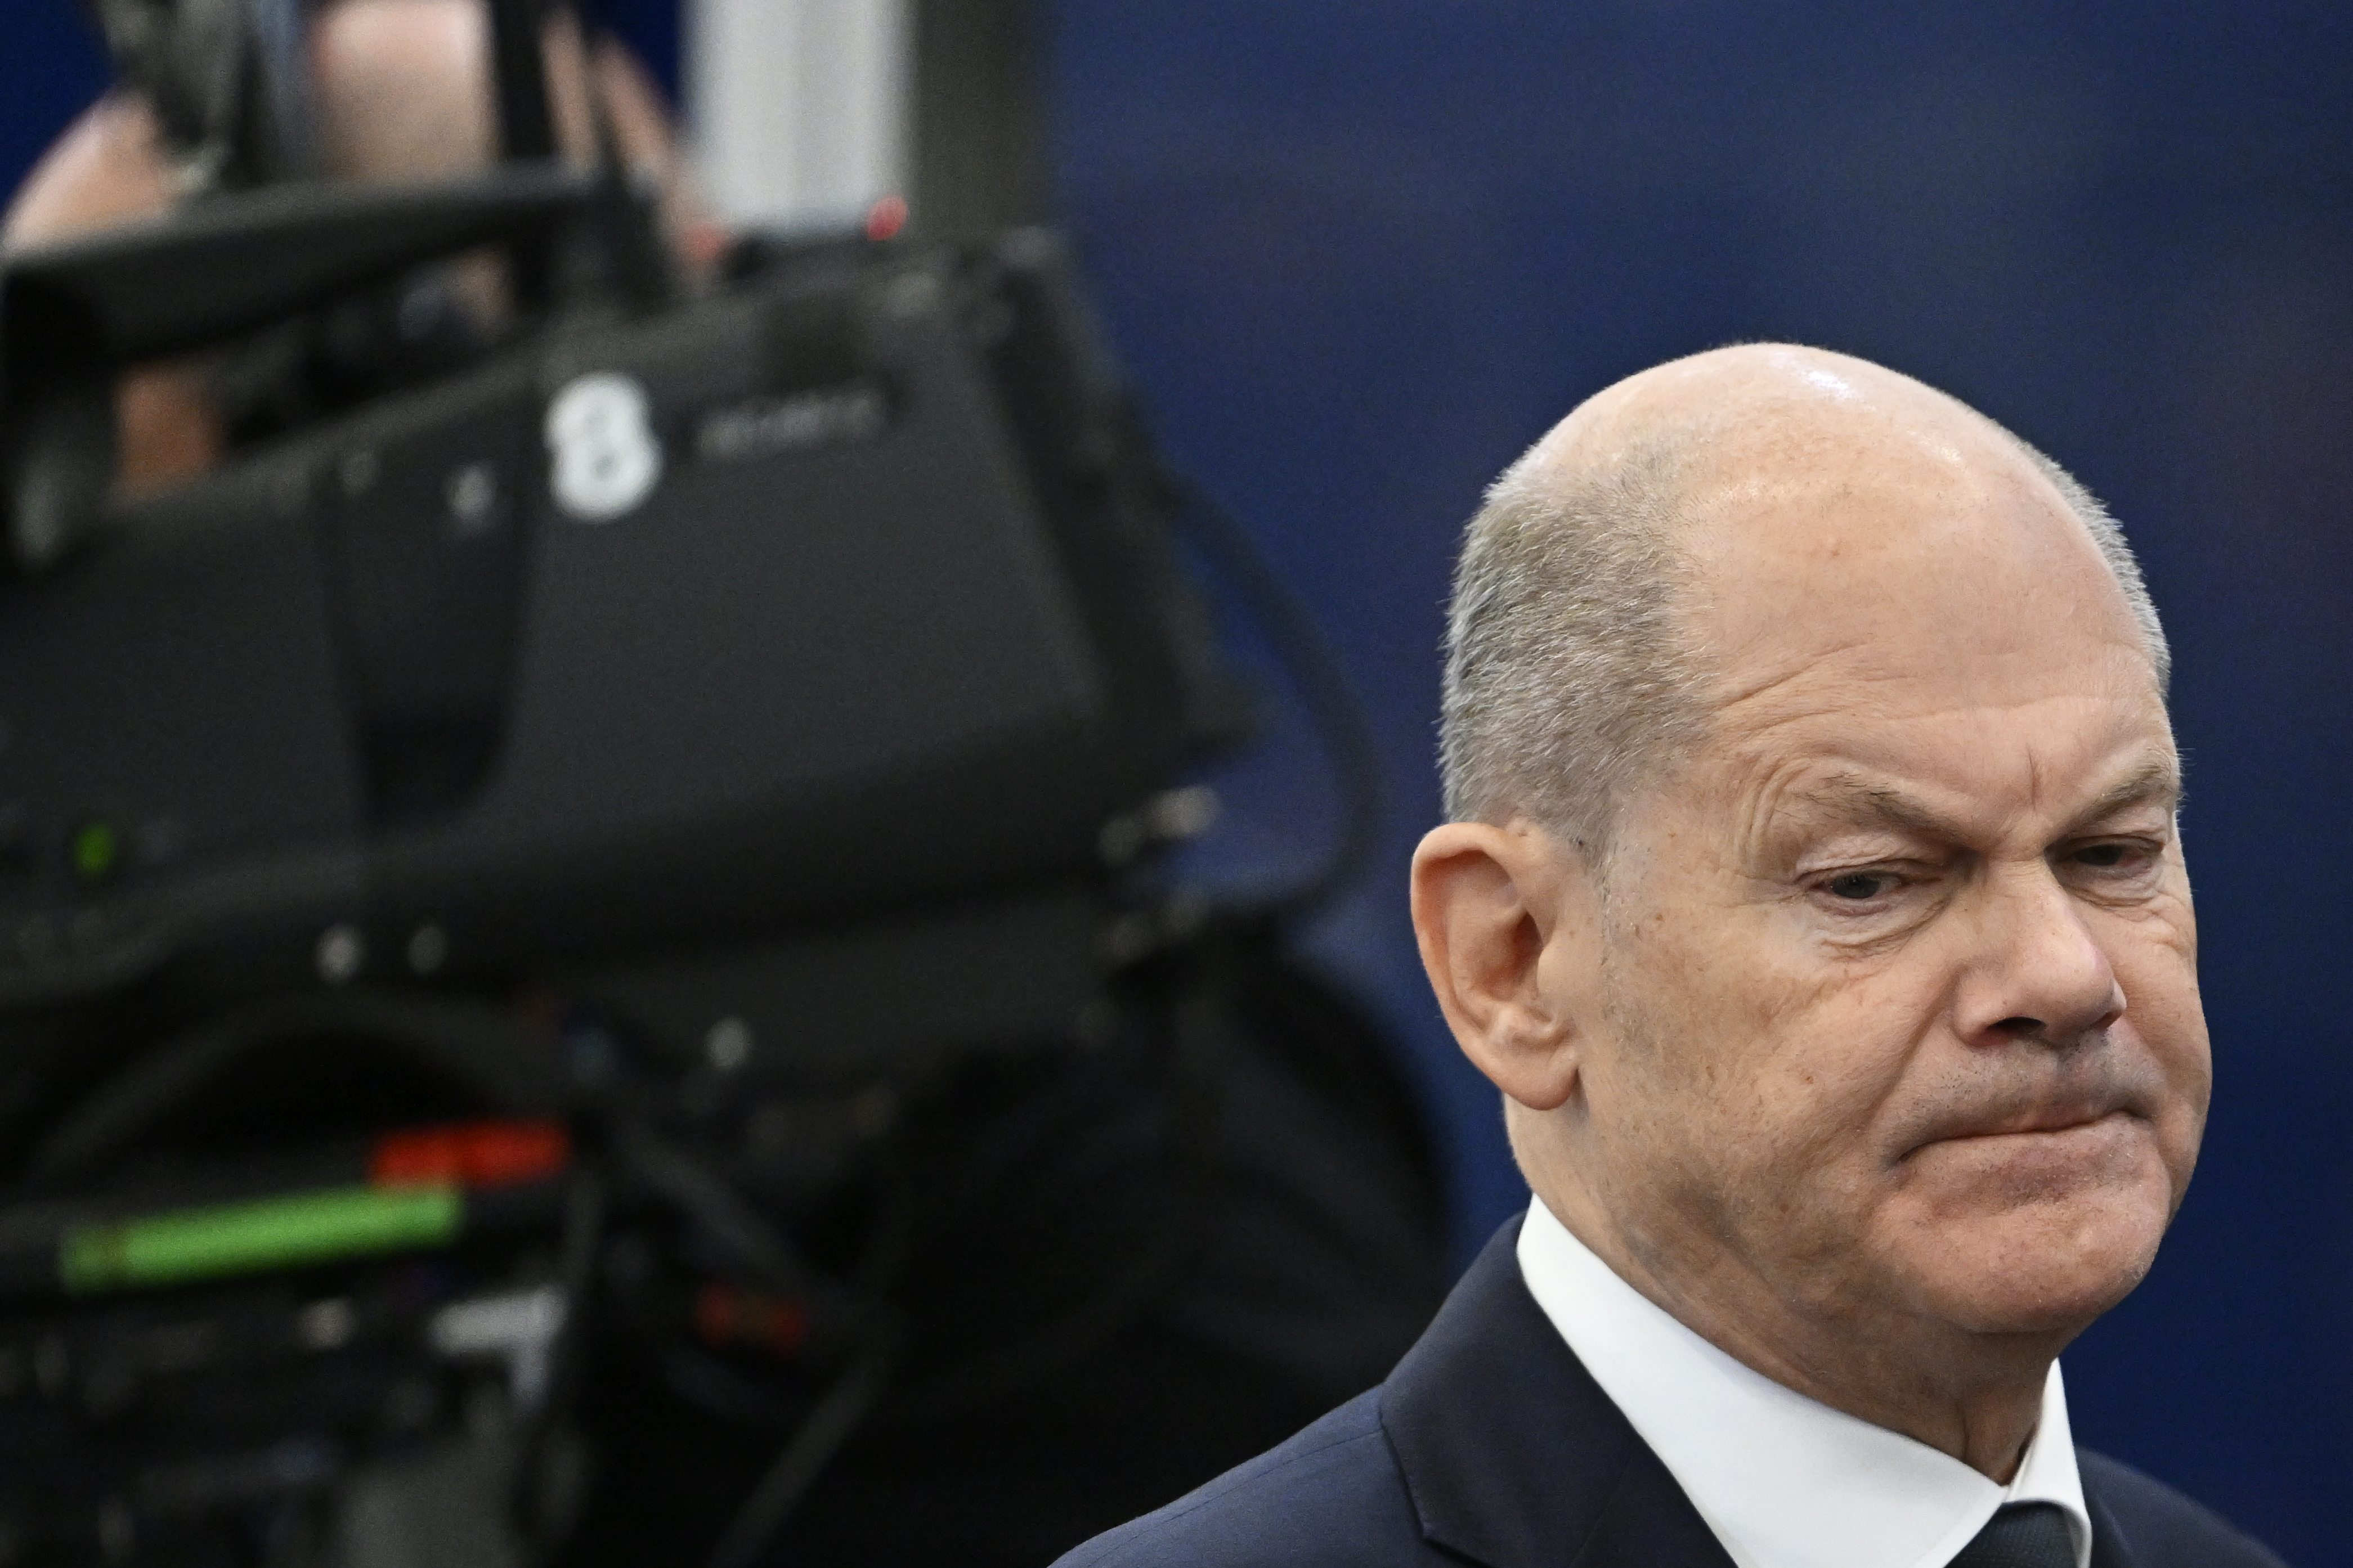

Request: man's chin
left=1882, top=1195, right=2171, bottom=1338
left=1926, top=1269, right=2147, bottom=1338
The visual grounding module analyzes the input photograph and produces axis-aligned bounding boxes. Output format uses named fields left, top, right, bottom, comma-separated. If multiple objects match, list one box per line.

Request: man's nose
left=1955, top=865, right=2126, bottom=1049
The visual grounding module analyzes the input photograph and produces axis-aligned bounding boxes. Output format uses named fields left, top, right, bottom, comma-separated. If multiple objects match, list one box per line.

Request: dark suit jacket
left=1057, top=1215, right=2288, bottom=1568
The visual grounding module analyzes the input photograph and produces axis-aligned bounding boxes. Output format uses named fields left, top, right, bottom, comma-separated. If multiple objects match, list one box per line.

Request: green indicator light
left=69, top=821, right=119, bottom=882
left=60, top=1184, right=463, bottom=1295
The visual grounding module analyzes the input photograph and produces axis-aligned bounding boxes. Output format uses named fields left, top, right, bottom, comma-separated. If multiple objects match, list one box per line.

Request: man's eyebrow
left=1785, top=757, right=2182, bottom=843
left=2066, top=758, right=2184, bottom=831
left=1783, top=779, right=1958, bottom=842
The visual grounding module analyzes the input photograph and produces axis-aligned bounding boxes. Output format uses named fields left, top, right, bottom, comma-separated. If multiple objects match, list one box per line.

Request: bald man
left=1056, top=345, right=2284, bottom=1568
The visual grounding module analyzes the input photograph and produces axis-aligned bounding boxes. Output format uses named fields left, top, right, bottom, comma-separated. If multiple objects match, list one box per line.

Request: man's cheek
left=1735, top=959, right=1916, bottom=1116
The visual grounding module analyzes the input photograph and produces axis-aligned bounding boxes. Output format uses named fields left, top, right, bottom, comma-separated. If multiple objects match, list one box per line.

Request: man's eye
left=1824, top=871, right=1896, bottom=901
left=2071, top=842, right=2149, bottom=871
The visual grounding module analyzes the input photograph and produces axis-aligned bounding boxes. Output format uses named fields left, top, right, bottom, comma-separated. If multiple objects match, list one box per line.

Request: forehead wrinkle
left=1705, top=638, right=1882, bottom=722
left=1713, top=644, right=2166, bottom=750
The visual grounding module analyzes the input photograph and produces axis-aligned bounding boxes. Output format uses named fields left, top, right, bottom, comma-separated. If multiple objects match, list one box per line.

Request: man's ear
left=1410, top=822, right=1594, bottom=1112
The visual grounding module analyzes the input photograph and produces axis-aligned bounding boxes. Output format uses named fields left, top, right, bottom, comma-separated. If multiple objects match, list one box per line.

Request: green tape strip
left=60, top=1184, right=463, bottom=1295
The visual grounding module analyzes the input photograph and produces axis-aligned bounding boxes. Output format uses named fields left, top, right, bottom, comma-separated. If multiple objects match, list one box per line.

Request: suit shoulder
left=1053, top=1389, right=1431, bottom=1568
left=2080, top=1450, right=2292, bottom=1567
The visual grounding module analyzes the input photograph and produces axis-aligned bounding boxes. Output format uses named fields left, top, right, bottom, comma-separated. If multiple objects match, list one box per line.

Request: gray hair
left=1437, top=420, right=2170, bottom=847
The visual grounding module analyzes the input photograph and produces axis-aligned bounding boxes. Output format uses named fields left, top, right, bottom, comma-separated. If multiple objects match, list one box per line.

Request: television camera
left=0, top=4, right=1428, bottom=1563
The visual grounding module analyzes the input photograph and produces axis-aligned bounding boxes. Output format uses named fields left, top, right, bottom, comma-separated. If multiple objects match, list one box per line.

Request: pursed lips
left=1898, top=1101, right=2139, bottom=1162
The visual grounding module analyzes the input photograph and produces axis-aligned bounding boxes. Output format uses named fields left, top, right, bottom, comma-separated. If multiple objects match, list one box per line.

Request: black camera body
left=0, top=190, right=1253, bottom=1564
left=0, top=218, right=1233, bottom=1016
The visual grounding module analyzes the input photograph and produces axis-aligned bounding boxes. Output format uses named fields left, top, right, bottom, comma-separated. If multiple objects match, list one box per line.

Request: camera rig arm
left=0, top=164, right=592, bottom=571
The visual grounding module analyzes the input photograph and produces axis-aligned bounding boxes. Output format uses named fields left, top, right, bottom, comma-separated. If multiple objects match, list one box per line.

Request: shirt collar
left=1516, top=1198, right=2091, bottom=1568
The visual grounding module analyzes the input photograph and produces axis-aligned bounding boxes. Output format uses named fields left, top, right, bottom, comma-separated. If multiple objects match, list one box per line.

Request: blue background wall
left=6, top=1, right=2346, bottom=1557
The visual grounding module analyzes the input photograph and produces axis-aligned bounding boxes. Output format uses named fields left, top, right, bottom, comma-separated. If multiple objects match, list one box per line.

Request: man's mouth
left=1951, top=1107, right=2121, bottom=1139
left=1902, top=1104, right=2138, bottom=1162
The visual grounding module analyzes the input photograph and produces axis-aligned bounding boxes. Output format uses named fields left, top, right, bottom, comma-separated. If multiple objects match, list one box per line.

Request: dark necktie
left=1947, top=1502, right=2076, bottom=1568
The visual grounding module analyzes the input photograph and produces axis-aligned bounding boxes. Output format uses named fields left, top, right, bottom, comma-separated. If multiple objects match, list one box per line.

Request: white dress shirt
left=1516, top=1197, right=2092, bottom=1568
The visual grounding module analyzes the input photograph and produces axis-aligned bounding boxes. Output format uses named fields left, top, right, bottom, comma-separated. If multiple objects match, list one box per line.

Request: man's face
left=1563, top=442, right=2210, bottom=1347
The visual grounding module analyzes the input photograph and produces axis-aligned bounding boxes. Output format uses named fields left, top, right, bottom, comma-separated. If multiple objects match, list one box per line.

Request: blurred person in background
left=4, top=0, right=724, bottom=492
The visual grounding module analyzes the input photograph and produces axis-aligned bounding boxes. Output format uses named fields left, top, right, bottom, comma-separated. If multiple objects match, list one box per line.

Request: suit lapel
left=1563, top=1448, right=1746, bottom=1568
left=2083, top=1477, right=2142, bottom=1568
left=1379, top=1215, right=1736, bottom=1568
